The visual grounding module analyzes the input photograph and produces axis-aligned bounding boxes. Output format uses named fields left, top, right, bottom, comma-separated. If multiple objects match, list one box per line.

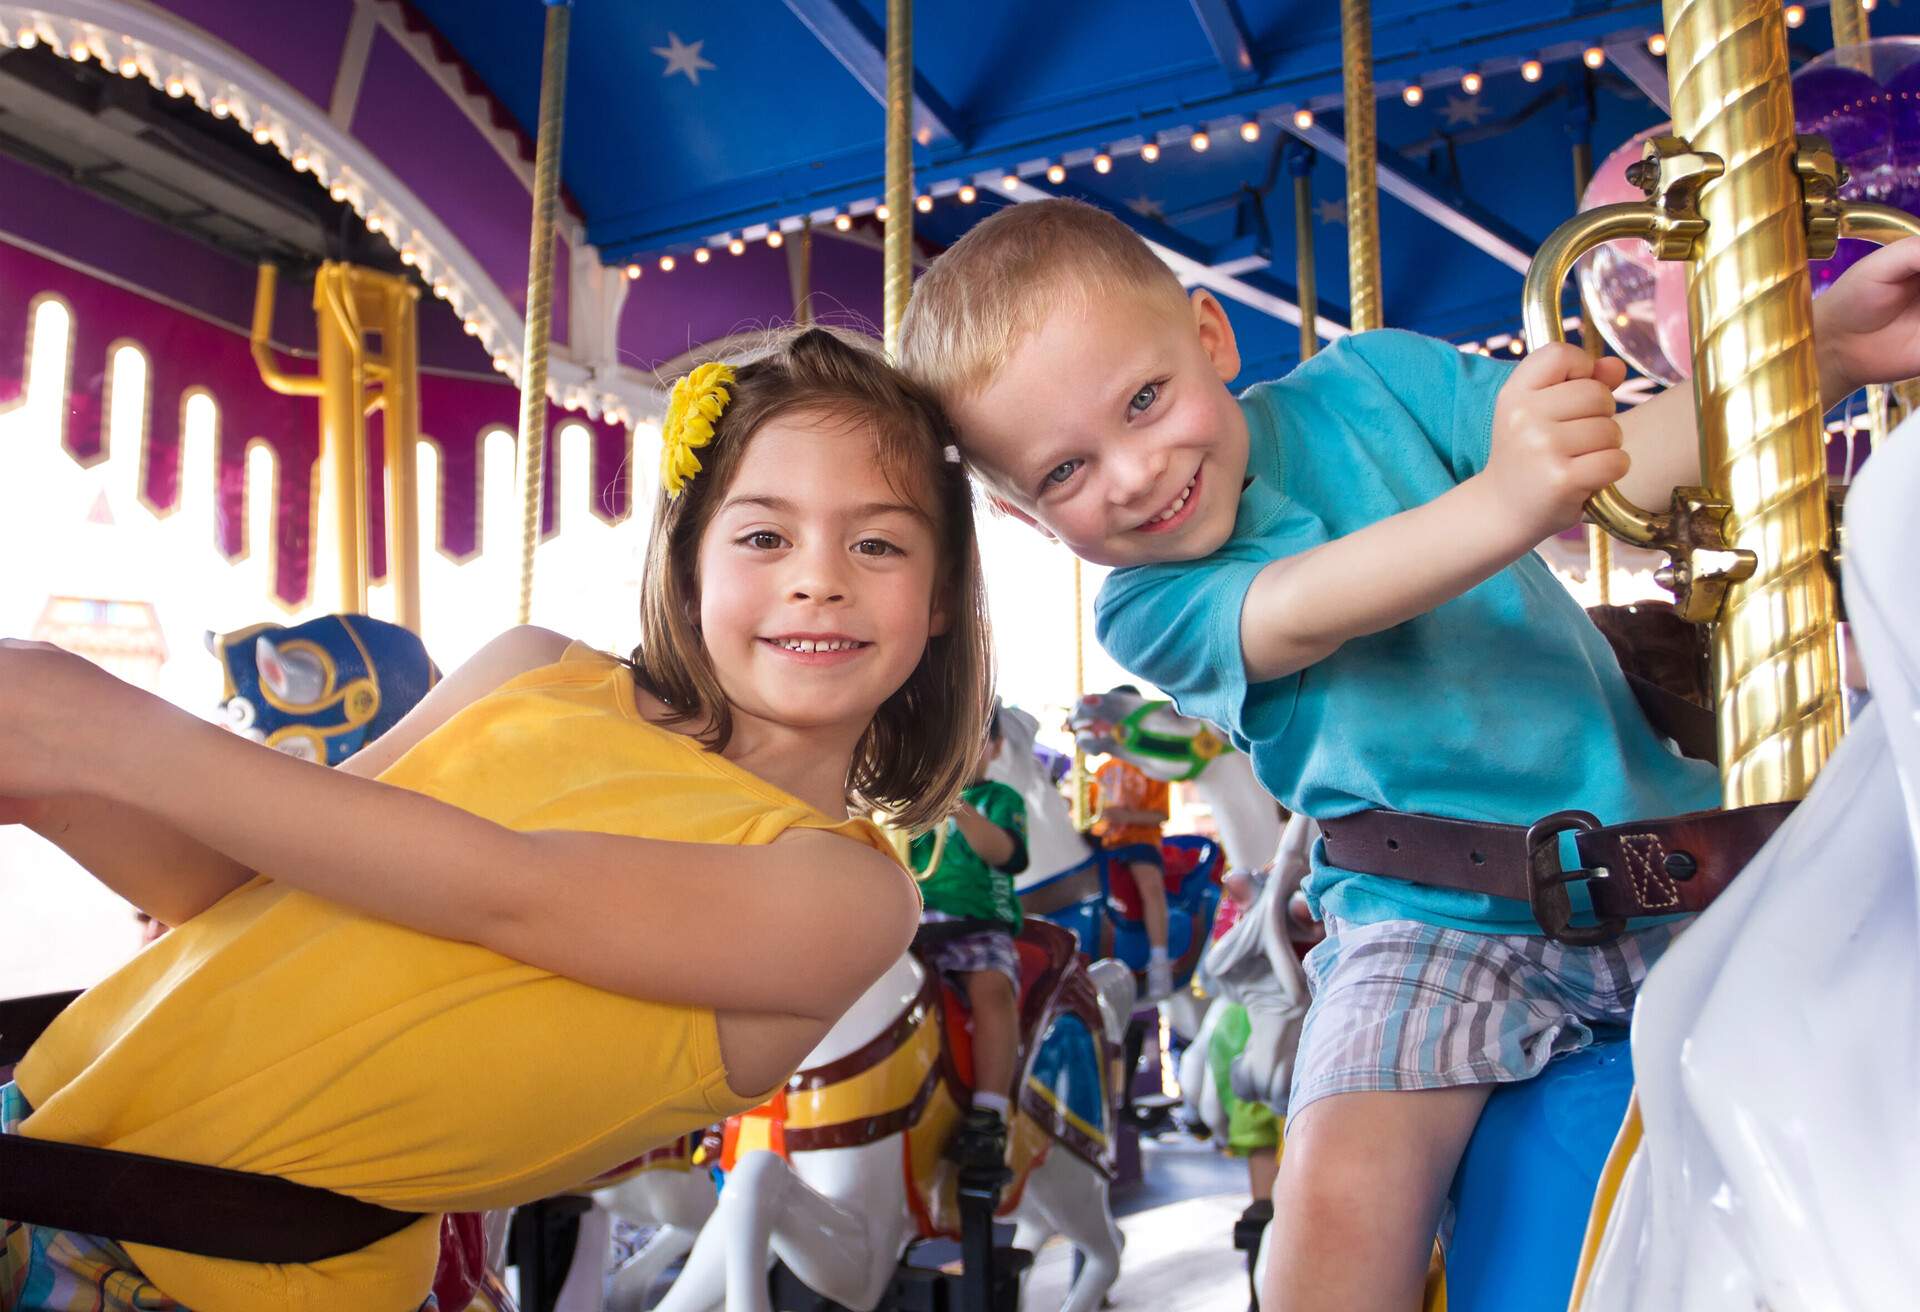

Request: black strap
left=0, top=992, right=419, bottom=1263
left=1624, top=672, right=1719, bottom=763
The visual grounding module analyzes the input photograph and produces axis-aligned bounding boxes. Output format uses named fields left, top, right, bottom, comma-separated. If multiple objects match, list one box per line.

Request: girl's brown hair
left=630, top=326, right=993, bottom=832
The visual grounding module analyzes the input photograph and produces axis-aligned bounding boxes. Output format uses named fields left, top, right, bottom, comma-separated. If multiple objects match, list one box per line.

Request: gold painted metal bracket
left=1521, top=135, right=1753, bottom=620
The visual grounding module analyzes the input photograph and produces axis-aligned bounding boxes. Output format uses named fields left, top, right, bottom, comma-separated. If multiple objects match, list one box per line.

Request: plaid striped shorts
left=1286, top=916, right=1685, bottom=1119
left=1, top=1084, right=441, bottom=1311
left=917, top=918, right=1021, bottom=991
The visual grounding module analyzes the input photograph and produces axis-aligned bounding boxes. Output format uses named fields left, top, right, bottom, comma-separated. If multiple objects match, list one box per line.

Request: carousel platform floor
left=1023, top=1135, right=1254, bottom=1312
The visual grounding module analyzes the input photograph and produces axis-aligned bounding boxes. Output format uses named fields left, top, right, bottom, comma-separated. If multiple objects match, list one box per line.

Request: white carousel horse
left=1067, top=689, right=1286, bottom=882
left=579, top=1136, right=719, bottom=1312
left=992, top=700, right=1233, bottom=1024
left=1575, top=416, right=1920, bottom=1309
left=651, top=925, right=1135, bottom=1312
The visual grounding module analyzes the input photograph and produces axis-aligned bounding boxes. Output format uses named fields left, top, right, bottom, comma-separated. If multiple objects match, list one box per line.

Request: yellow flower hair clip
left=660, top=361, right=736, bottom=499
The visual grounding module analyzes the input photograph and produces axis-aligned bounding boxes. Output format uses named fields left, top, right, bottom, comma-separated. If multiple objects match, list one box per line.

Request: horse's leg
left=1018, top=1153, right=1123, bottom=1312
left=598, top=1171, right=719, bottom=1311
left=553, top=1201, right=613, bottom=1312
left=653, top=1153, right=788, bottom=1312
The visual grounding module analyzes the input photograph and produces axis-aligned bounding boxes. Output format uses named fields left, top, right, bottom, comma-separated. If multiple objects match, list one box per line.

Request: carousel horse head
left=209, top=614, right=439, bottom=766
left=1069, top=686, right=1229, bottom=784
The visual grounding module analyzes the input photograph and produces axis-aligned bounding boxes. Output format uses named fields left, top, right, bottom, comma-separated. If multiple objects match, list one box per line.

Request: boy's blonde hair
left=629, top=326, right=994, bottom=833
left=897, top=198, right=1188, bottom=405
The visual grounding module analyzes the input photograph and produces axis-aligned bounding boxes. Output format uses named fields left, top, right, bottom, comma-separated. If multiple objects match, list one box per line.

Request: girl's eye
left=853, top=538, right=901, bottom=557
left=1128, top=382, right=1160, bottom=417
left=1041, top=458, right=1082, bottom=493
left=742, top=531, right=785, bottom=550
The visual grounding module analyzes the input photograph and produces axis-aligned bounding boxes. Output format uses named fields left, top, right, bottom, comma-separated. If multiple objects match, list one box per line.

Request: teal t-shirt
left=912, top=780, right=1027, bottom=929
left=1095, top=330, right=1722, bottom=934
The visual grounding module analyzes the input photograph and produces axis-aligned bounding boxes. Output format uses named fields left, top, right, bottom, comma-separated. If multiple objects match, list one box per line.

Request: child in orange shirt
left=1090, top=687, right=1174, bottom=1000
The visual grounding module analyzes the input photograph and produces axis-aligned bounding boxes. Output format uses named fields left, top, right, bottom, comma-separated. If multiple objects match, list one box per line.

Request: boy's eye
left=742, top=531, right=786, bottom=550
left=1041, top=459, right=1082, bottom=492
left=1128, top=383, right=1160, bottom=416
left=853, top=538, right=901, bottom=557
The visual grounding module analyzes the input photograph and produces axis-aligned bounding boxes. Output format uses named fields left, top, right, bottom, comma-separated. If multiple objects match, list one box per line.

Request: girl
left=0, top=327, right=993, bottom=1311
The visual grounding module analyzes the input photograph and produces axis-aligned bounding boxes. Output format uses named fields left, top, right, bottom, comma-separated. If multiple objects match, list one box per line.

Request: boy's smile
left=947, top=286, right=1249, bottom=568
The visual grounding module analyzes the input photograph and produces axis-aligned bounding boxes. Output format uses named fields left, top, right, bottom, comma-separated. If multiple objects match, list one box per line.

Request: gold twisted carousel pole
left=1340, top=0, right=1383, bottom=333
left=882, top=0, right=912, bottom=358
left=1668, top=0, right=1841, bottom=803
left=513, top=0, right=570, bottom=626
left=1290, top=146, right=1319, bottom=361
left=1832, top=0, right=1888, bottom=442
left=1069, top=559, right=1090, bottom=830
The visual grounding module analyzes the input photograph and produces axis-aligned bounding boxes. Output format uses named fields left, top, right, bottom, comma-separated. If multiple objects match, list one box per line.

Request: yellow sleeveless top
left=14, top=645, right=893, bottom=1312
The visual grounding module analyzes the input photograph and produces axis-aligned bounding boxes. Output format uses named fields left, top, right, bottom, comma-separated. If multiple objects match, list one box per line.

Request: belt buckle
left=1524, top=810, right=1625, bottom=946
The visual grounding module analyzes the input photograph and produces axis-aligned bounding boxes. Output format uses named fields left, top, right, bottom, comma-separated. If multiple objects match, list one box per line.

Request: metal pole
left=514, top=1, right=571, bottom=626
left=1666, top=0, right=1840, bottom=803
left=882, top=0, right=913, bottom=358
left=315, top=265, right=369, bottom=614
left=1289, top=148, right=1319, bottom=361
left=792, top=217, right=815, bottom=326
left=1340, top=0, right=1384, bottom=333
left=1069, top=558, right=1090, bottom=831
left=383, top=276, right=424, bottom=633
left=1571, top=134, right=1613, bottom=605
left=1831, top=0, right=1870, bottom=52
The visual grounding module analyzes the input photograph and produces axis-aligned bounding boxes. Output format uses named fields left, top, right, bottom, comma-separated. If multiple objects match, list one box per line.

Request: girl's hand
left=0, top=639, right=147, bottom=799
left=1812, top=237, right=1920, bottom=404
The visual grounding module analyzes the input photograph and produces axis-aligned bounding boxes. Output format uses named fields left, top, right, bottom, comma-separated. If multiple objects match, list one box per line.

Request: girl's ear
left=928, top=591, right=952, bottom=637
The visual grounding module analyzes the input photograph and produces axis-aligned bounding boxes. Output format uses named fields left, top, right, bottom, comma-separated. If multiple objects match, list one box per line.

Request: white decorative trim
left=0, top=0, right=657, bottom=423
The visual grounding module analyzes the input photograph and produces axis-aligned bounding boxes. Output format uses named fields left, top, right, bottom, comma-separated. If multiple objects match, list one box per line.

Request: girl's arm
left=3, top=639, right=920, bottom=1022
left=6, top=627, right=573, bottom=928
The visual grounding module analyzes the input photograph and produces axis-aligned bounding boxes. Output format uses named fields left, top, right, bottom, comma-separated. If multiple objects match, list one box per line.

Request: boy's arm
left=1241, top=344, right=1629, bottom=682
left=11, top=627, right=573, bottom=928
left=952, top=802, right=1017, bottom=867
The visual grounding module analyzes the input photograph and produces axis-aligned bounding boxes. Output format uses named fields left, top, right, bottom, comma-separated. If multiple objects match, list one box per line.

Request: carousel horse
left=210, top=616, right=511, bottom=1312
left=590, top=1134, right=720, bottom=1312
left=652, top=920, right=1136, bottom=1312
left=989, top=701, right=1235, bottom=1008
left=1570, top=412, right=1920, bottom=1310
left=210, top=613, right=440, bottom=764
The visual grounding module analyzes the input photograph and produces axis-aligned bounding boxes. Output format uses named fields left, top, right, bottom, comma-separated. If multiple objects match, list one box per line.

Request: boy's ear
left=1190, top=290, right=1242, bottom=384
left=986, top=492, right=1057, bottom=542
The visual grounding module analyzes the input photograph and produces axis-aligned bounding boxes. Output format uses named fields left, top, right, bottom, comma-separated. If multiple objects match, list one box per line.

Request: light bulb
left=833, top=213, right=853, bottom=230
left=659, top=255, right=675, bottom=272
left=1093, top=153, right=1112, bottom=174
left=729, top=237, right=747, bottom=254
left=875, top=203, right=892, bottom=222
left=1784, top=5, right=1805, bottom=27
left=1521, top=60, right=1543, bottom=82
left=624, top=263, right=642, bottom=280
left=1647, top=32, right=1668, bottom=55
left=1403, top=84, right=1424, bottom=106
left=1242, top=119, right=1262, bottom=142
left=1140, top=142, right=1161, bottom=163
left=916, top=193, right=933, bottom=212
left=957, top=184, right=977, bottom=203
left=1190, top=130, right=1211, bottom=152
left=1046, top=163, right=1066, bottom=183
left=694, top=246, right=711, bottom=263
left=1461, top=71, right=1484, bottom=95
left=1583, top=45, right=1606, bottom=69
left=1002, top=173, right=1020, bottom=191
left=767, top=230, right=785, bottom=247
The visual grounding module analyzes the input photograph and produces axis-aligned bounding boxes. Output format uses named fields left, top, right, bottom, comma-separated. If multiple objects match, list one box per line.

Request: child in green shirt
left=910, top=706, right=1029, bottom=1175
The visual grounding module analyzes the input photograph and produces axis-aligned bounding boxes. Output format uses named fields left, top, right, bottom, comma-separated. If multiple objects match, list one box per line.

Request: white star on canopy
left=1440, top=94, right=1492, bottom=128
left=1314, top=198, right=1347, bottom=226
left=653, top=33, right=715, bottom=86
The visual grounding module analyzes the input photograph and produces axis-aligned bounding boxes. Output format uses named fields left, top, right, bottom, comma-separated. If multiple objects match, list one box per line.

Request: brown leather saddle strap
left=1319, top=802, right=1795, bottom=944
left=0, top=992, right=418, bottom=1263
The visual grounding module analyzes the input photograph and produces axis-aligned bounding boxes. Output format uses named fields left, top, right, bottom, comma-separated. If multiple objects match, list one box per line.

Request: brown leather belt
left=1319, top=802, right=1795, bottom=944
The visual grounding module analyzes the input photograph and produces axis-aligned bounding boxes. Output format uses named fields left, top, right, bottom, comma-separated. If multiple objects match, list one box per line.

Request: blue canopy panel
left=410, top=0, right=1913, bottom=375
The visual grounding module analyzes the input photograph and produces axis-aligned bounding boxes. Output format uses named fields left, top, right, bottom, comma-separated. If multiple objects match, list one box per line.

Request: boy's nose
left=1109, top=448, right=1170, bottom=504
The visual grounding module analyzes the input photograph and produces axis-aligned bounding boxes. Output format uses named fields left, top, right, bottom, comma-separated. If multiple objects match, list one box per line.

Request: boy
left=898, top=198, right=1920, bottom=1308
left=1088, top=685, right=1174, bottom=1000
left=911, top=706, right=1030, bottom=1177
